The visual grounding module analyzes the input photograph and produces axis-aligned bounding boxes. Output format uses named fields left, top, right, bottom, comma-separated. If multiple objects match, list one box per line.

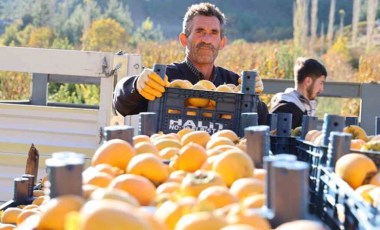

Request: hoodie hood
left=271, top=88, right=317, bottom=116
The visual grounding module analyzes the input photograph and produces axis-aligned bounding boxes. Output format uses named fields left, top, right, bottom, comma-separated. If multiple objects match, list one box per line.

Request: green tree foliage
left=103, top=0, right=133, bottom=33
left=28, top=26, right=56, bottom=48
left=81, top=18, right=128, bottom=51
left=0, top=23, right=21, bottom=46
left=132, top=17, right=164, bottom=45
left=51, top=37, right=74, bottom=50
left=357, top=47, right=380, bottom=83
left=49, top=83, right=99, bottom=105
left=322, top=36, right=354, bottom=82
left=0, top=21, right=35, bottom=47
left=0, top=71, right=31, bottom=100
left=58, top=4, right=86, bottom=45
left=31, top=0, right=56, bottom=27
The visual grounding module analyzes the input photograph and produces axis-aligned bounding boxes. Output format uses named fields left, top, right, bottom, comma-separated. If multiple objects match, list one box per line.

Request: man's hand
left=255, top=75, right=264, bottom=94
left=136, top=68, right=169, bottom=101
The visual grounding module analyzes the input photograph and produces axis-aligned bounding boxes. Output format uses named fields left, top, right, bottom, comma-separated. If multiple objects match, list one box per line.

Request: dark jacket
left=270, top=88, right=316, bottom=128
left=113, top=62, right=268, bottom=125
left=270, top=102, right=305, bottom=129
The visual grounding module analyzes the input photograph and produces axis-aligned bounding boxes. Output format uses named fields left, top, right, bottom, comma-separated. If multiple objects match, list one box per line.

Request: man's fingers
left=149, top=72, right=167, bottom=86
left=139, top=89, right=156, bottom=101
left=146, top=78, right=166, bottom=93
left=136, top=78, right=146, bottom=92
left=143, top=85, right=163, bottom=98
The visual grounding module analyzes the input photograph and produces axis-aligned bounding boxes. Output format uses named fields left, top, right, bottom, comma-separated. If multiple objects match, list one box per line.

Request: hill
left=123, top=0, right=354, bottom=42
left=0, top=0, right=356, bottom=42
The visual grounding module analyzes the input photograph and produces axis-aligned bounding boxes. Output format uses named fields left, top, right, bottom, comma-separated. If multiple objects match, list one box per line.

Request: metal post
left=271, top=161, right=309, bottom=228
left=301, top=115, right=318, bottom=140
left=327, top=131, right=351, bottom=168
left=138, top=112, right=158, bottom=136
left=321, top=114, right=345, bottom=146
left=102, top=125, right=134, bottom=144
left=264, top=154, right=297, bottom=211
left=276, top=113, right=292, bottom=137
left=267, top=113, right=278, bottom=131
left=46, top=152, right=84, bottom=198
left=240, top=70, right=257, bottom=95
left=245, top=125, right=270, bottom=168
left=240, top=112, right=258, bottom=136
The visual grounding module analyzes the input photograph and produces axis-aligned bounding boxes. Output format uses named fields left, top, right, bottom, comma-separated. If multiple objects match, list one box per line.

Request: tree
left=352, top=0, right=361, bottom=47
left=366, top=0, right=379, bottom=50
left=132, top=17, right=164, bottom=44
left=293, top=0, right=307, bottom=50
left=0, top=20, right=34, bottom=47
left=320, top=22, right=325, bottom=55
left=327, top=0, right=336, bottom=47
left=31, top=0, right=56, bottom=28
left=104, top=0, right=134, bottom=34
left=81, top=18, right=128, bottom=52
left=28, top=26, right=55, bottom=48
left=310, top=0, right=318, bottom=54
left=59, top=4, right=85, bottom=46
left=0, top=22, right=22, bottom=46
left=338, top=9, right=346, bottom=38
left=83, top=0, right=100, bottom=34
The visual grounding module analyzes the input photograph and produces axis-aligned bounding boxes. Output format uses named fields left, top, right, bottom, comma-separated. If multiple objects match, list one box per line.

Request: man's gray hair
left=182, top=2, right=226, bottom=38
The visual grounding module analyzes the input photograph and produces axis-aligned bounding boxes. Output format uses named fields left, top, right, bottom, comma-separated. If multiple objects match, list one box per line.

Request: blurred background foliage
left=0, top=0, right=379, bottom=118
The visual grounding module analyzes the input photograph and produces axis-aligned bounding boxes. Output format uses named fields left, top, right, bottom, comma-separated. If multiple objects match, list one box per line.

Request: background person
left=113, top=2, right=268, bottom=125
left=270, top=57, right=327, bottom=128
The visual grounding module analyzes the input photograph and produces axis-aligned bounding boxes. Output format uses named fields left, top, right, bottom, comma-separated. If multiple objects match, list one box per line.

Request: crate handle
left=241, top=70, right=257, bottom=95
left=153, top=64, right=167, bottom=80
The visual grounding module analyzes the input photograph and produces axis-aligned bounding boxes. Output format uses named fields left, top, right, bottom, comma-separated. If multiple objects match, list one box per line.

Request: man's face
left=306, top=76, right=326, bottom=100
left=182, top=15, right=226, bottom=65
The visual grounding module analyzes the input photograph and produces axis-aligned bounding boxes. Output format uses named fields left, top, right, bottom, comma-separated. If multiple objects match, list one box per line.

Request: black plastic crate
left=270, top=135, right=297, bottom=156
left=148, top=87, right=259, bottom=137
left=318, top=167, right=380, bottom=230
left=296, top=139, right=328, bottom=214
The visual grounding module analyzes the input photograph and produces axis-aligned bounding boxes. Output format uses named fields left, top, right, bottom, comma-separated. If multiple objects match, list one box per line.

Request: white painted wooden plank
left=98, top=75, right=114, bottom=131
left=0, top=130, right=97, bottom=148
left=126, top=54, right=143, bottom=78
left=0, top=104, right=98, bottom=121
left=0, top=117, right=97, bottom=135
left=0, top=47, right=114, bottom=77
left=110, top=54, right=143, bottom=127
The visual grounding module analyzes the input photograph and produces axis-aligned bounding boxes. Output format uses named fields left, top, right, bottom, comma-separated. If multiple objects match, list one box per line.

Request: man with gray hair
left=114, top=2, right=268, bottom=125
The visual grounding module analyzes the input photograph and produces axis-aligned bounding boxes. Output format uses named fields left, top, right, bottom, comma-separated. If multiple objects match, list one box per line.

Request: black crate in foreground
left=270, top=135, right=297, bottom=156
left=296, top=139, right=327, bottom=214
left=148, top=87, right=259, bottom=137
left=318, top=167, right=380, bottom=230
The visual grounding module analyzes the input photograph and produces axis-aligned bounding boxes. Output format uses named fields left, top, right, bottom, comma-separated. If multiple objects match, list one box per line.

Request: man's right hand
left=136, top=68, right=169, bottom=101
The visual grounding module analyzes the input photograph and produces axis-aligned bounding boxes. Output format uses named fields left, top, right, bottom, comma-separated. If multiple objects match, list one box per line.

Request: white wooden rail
left=0, top=46, right=142, bottom=201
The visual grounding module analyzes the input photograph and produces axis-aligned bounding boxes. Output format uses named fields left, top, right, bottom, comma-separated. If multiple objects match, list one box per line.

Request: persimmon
left=198, top=186, right=238, bottom=209
left=109, top=174, right=156, bottom=206
left=181, top=170, right=226, bottom=197
left=212, top=149, right=254, bottom=187
left=127, top=153, right=169, bottom=186
left=91, top=139, right=136, bottom=170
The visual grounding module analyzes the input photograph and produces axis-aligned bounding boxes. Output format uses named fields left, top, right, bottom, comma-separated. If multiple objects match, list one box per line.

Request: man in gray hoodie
left=270, top=57, right=327, bottom=128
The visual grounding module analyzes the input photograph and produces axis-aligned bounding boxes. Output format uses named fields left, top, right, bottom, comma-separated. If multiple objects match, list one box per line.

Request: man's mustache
left=197, top=43, right=215, bottom=50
